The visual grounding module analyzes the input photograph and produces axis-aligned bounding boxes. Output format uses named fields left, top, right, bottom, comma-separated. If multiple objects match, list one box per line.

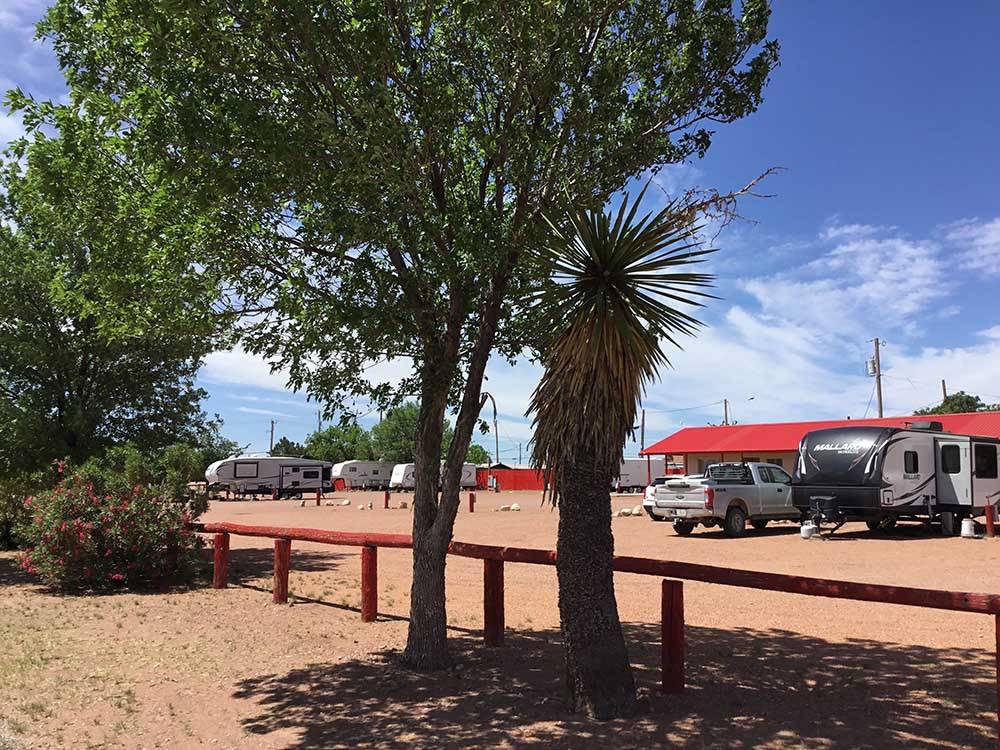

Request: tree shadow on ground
left=0, top=553, right=30, bottom=586
left=225, top=547, right=349, bottom=585
left=233, top=622, right=995, bottom=749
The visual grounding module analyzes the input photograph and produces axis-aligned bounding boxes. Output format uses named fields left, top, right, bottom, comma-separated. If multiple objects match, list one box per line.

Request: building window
left=904, top=451, right=919, bottom=474
left=941, top=444, right=961, bottom=474
left=975, top=444, right=998, bottom=479
left=767, top=458, right=784, bottom=468
left=744, top=456, right=760, bottom=463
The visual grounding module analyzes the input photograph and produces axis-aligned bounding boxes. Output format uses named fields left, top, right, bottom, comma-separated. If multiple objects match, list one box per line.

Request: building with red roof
left=640, top=412, right=1000, bottom=475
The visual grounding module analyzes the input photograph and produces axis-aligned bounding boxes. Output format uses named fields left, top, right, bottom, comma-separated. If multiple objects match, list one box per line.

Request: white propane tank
left=961, top=517, right=977, bottom=538
left=800, top=521, right=818, bottom=540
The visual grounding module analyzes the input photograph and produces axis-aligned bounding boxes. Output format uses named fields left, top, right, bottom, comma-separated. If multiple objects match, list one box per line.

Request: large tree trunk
left=402, top=530, right=451, bottom=669
left=556, top=443, right=637, bottom=719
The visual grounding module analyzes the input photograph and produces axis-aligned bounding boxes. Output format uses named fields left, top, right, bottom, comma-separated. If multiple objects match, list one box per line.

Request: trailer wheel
left=750, top=519, right=769, bottom=531
left=724, top=507, right=747, bottom=538
left=866, top=517, right=897, bottom=532
left=673, top=521, right=695, bottom=536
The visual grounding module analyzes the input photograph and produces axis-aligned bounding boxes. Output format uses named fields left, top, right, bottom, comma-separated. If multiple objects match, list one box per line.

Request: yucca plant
left=528, top=187, right=715, bottom=719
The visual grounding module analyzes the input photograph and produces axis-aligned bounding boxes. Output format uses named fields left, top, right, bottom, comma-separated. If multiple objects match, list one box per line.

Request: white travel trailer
left=793, top=421, right=1000, bottom=535
left=614, top=457, right=667, bottom=493
left=389, top=462, right=477, bottom=490
left=205, top=454, right=333, bottom=498
left=331, top=460, right=395, bottom=490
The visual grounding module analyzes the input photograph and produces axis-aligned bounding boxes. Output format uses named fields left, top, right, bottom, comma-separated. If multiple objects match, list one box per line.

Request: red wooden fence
left=193, top=520, right=1000, bottom=740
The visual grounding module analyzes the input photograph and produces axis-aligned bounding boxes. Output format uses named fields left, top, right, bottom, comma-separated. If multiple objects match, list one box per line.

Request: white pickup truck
left=643, top=462, right=799, bottom=537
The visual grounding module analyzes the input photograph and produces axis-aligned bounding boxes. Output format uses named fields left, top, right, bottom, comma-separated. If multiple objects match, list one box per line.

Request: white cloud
left=236, top=406, right=296, bottom=418
left=819, top=221, right=894, bottom=241
left=0, top=112, right=25, bottom=148
left=945, top=216, right=1000, bottom=276
left=201, top=347, right=294, bottom=391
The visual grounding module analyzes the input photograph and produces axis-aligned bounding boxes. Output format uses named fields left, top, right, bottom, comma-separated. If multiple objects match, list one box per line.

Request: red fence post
left=987, top=505, right=996, bottom=539
left=273, top=538, right=291, bottom=603
left=469, top=492, right=476, bottom=513
left=316, top=488, right=322, bottom=507
left=212, top=532, right=230, bottom=589
left=384, top=490, right=390, bottom=510
left=661, top=579, right=684, bottom=693
left=484, top=558, right=504, bottom=645
left=361, top=545, right=378, bottom=622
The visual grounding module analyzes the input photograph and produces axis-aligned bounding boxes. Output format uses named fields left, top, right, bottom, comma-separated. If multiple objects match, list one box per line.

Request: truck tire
left=750, top=519, right=769, bottom=531
left=673, top=521, right=695, bottom=536
left=724, top=507, right=747, bottom=538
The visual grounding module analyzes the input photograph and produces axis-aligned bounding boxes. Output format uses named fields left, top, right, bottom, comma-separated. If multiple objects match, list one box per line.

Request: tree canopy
left=0, top=114, right=223, bottom=476
left=305, top=423, right=375, bottom=464
left=31, top=0, right=779, bottom=668
left=271, top=437, right=307, bottom=457
left=914, top=391, right=1000, bottom=416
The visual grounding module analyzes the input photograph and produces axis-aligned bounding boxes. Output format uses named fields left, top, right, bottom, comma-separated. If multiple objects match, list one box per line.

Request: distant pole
left=269, top=420, right=276, bottom=452
left=942, top=379, right=948, bottom=402
left=518, top=443, right=522, bottom=465
left=723, top=399, right=729, bottom=426
left=873, top=338, right=884, bottom=418
left=641, top=409, right=650, bottom=484
left=317, top=410, right=322, bottom=433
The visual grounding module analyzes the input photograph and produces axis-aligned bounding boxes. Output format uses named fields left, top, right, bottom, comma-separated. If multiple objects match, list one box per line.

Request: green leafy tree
left=191, top=420, right=244, bottom=468
left=36, top=0, right=777, bottom=669
left=305, top=423, right=374, bottom=464
left=370, top=404, right=423, bottom=464
left=465, top=444, right=491, bottom=465
left=0, top=108, right=222, bottom=478
left=271, top=437, right=307, bottom=457
left=528, top=190, right=715, bottom=717
left=914, top=391, right=1000, bottom=416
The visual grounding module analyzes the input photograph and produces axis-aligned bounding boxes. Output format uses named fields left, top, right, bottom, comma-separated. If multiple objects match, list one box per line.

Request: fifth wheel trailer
left=792, top=421, right=1000, bottom=533
left=205, top=455, right=333, bottom=498
left=390, top=462, right=478, bottom=490
left=330, top=460, right=395, bottom=490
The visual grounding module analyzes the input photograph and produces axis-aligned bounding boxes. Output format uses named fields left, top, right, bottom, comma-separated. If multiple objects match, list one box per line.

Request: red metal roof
left=641, top=412, right=1000, bottom=456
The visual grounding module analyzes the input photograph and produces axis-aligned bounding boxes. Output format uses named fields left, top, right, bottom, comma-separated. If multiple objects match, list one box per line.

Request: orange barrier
left=194, top=520, right=1000, bottom=740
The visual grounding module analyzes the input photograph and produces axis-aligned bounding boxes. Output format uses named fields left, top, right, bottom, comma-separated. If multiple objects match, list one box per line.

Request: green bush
left=17, top=473, right=203, bottom=589
left=0, top=470, right=51, bottom=550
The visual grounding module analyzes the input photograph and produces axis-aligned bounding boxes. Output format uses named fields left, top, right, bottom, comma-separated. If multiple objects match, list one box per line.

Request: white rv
left=793, top=421, right=1000, bottom=534
left=389, top=462, right=477, bottom=490
left=205, top=454, right=333, bottom=498
left=331, top=460, right=395, bottom=490
left=614, top=457, right=667, bottom=493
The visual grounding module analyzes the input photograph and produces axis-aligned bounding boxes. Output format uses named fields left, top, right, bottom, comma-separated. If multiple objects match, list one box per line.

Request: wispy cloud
left=945, top=216, right=1000, bottom=276
left=236, top=406, right=296, bottom=418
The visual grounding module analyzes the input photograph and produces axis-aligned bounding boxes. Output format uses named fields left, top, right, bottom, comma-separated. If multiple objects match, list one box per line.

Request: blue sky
left=4, top=1, right=1000, bottom=459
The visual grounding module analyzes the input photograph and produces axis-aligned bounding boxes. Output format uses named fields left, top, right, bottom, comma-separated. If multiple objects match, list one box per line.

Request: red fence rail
left=193, top=520, right=1000, bottom=739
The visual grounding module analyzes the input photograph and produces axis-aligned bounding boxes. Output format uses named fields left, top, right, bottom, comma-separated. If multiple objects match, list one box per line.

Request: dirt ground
left=3, top=489, right=1000, bottom=749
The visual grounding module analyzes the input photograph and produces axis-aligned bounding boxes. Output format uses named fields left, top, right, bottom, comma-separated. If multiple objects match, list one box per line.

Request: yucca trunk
left=556, top=440, right=637, bottom=719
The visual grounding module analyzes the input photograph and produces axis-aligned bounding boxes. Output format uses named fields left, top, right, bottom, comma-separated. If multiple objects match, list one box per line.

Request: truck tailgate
left=654, top=480, right=707, bottom=509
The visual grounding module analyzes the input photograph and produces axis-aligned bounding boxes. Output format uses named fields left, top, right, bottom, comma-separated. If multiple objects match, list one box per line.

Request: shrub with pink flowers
left=17, top=473, right=202, bottom=589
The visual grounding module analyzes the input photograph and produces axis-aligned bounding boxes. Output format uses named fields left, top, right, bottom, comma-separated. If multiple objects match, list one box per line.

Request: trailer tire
left=866, top=517, right=897, bottom=532
left=673, top=521, right=695, bottom=536
left=724, top=507, right=747, bottom=538
left=750, top=519, right=769, bottom=531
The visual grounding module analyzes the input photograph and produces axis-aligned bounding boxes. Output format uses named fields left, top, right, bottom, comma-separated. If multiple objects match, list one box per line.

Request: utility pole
left=723, top=399, right=729, bottom=426
left=941, top=379, right=948, bottom=402
left=873, top=338, right=884, bottom=418
left=269, top=420, right=276, bottom=452
left=641, top=408, right=651, bottom=484
left=518, top=443, right=522, bottom=465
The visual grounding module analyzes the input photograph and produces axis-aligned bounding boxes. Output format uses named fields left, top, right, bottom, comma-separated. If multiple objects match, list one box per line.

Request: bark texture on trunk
left=556, top=443, right=637, bottom=719
left=402, top=532, right=451, bottom=669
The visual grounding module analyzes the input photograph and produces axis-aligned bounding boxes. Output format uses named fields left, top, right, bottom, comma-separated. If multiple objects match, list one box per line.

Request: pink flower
left=105, top=549, right=113, bottom=557
left=109, top=572, right=125, bottom=582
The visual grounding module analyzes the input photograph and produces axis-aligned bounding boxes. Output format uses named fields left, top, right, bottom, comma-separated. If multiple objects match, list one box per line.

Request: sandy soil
left=2, top=489, right=999, bottom=749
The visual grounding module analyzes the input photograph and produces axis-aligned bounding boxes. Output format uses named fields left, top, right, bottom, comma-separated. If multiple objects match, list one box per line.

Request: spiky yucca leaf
left=528, top=189, right=716, bottom=503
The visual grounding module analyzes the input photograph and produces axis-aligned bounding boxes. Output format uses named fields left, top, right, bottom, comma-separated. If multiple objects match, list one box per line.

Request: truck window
left=941, top=445, right=961, bottom=474
left=904, top=451, right=919, bottom=474
left=769, top=466, right=791, bottom=483
left=975, top=444, right=998, bottom=479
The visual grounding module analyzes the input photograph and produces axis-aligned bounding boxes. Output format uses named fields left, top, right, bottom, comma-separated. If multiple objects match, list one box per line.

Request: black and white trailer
left=792, top=421, right=1000, bottom=534
left=205, top=454, right=333, bottom=498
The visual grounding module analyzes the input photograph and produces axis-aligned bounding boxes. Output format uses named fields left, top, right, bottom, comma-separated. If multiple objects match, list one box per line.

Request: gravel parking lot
left=3, top=489, right=999, bottom=748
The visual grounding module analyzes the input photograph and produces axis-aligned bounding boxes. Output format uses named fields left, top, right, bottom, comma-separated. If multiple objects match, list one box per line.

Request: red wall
left=476, top=468, right=547, bottom=491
